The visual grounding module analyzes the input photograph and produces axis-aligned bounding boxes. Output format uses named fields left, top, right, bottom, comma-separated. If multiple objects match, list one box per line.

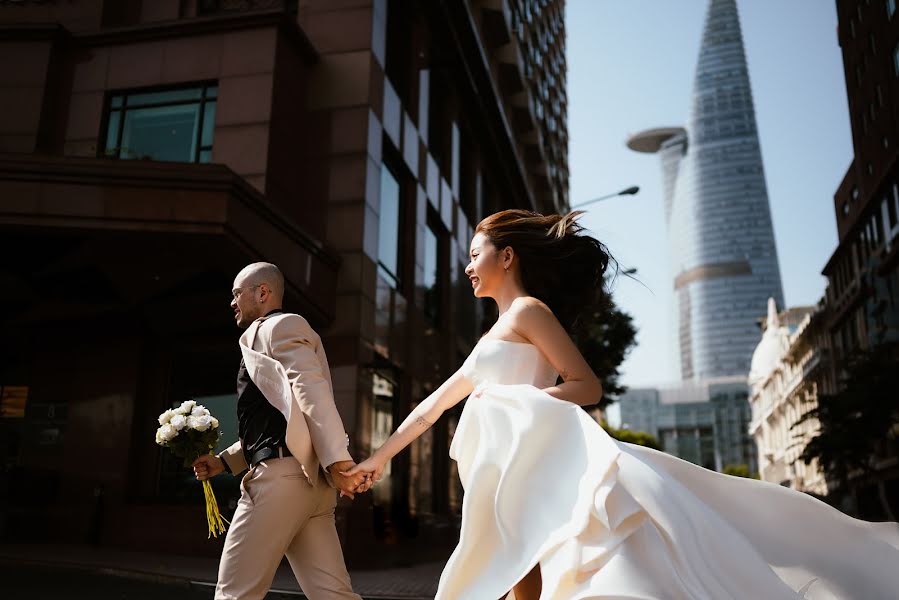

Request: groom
left=192, top=262, right=367, bottom=600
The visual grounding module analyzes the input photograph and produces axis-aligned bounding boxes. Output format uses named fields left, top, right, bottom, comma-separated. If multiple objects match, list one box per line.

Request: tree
left=574, top=294, right=638, bottom=410
left=722, top=464, right=759, bottom=479
left=794, top=342, right=899, bottom=520
left=600, top=421, right=661, bottom=450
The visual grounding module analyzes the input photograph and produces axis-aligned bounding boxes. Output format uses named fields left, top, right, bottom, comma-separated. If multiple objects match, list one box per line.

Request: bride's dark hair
left=475, top=209, right=616, bottom=334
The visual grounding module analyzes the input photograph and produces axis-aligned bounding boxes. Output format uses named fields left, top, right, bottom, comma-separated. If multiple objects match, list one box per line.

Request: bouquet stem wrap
left=201, top=464, right=229, bottom=538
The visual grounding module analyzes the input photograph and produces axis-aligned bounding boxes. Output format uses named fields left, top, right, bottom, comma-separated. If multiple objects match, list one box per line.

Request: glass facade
left=103, top=85, right=217, bottom=163
left=618, top=380, right=757, bottom=473
left=423, top=223, right=440, bottom=324
left=377, top=165, right=403, bottom=289
left=632, top=0, right=785, bottom=380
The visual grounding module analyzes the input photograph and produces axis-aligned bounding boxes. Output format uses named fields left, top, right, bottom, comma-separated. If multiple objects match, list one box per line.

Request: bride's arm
left=510, top=298, right=603, bottom=407
left=342, top=369, right=474, bottom=480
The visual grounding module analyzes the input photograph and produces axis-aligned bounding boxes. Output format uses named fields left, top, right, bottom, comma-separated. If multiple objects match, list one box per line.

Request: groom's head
left=231, top=262, right=285, bottom=328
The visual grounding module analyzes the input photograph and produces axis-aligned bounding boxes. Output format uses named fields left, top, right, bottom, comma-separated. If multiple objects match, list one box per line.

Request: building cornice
left=0, top=10, right=317, bottom=64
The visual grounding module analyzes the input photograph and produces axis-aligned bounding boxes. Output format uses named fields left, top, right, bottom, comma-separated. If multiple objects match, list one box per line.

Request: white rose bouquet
left=155, top=400, right=229, bottom=538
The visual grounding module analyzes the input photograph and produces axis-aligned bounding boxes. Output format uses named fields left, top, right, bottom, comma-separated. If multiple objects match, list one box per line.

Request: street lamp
left=572, top=185, right=640, bottom=209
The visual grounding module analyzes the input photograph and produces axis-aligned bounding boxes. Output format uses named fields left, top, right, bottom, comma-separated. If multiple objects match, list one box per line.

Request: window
left=894, top=43, right=899, bottom=76
left=422, top=217, right=445, bottom=325
left=889, top=193, right=899, bottom=229
left=877, top=84, right=885, bottom=107
left=384, top=1, right=420, bottom=120
left=843, top=201, right=851, bottom=216
left=371, top=372, right=396, bottom=507
left=103, top=85, right=217, bottom=163
left=889, top=0, right=897, bottom=19
left=378, top=164, right=404, bottom=289
left=852, top=186, right=860, bottom=201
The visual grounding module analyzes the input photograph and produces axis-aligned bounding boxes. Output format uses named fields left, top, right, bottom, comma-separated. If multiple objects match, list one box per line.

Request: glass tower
left=628, top=0, right=784, bottom=380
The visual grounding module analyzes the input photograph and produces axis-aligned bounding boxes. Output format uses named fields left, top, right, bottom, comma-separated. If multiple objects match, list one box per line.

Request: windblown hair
left=475, top=209, right=615, bottom=333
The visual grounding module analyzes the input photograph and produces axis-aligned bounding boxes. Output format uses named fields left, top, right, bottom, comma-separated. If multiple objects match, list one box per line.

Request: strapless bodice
left=460, top=339, right=558, bottom=389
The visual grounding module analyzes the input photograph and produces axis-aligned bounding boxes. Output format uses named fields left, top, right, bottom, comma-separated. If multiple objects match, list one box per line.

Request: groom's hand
left=328, top=460, right=366, bottom=499
left=193, top=455, right=225, bottom=481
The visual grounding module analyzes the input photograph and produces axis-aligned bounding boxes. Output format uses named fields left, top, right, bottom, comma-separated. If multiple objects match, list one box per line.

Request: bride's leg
left=510, top=564, right=541, bottom=600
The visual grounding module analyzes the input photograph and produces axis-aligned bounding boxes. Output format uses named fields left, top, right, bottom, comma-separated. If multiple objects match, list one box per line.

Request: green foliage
left=164, top=427, right=222, bottom=467
left=722, top=464, right=759, bottom=479
left=574, top=293, right=638, bottom=410
left=794, top=342, right=899, bottom=489
left=600, top=421, right=661, bottom=450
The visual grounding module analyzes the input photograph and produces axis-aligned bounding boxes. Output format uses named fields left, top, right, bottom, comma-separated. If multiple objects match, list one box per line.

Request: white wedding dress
left=436, top=339, right=899, bottom=600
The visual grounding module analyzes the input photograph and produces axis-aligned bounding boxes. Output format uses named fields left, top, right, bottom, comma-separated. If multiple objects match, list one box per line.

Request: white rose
left=177, top=400, right=196, bottom=415
left=190, top=405, right=208, bottom=417
left=190, top=415, right=215, bottom=432
left=157, top=409, right=176, bottom=425
left=156, top=423, right=177, bottom=443
left=210, top=417, right=219, bottom=430
left=170, top=414, right=187, bottom=431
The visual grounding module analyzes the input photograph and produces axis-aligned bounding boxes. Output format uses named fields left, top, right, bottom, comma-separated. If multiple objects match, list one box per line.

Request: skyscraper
left=628, top=0, right=784, bottom=381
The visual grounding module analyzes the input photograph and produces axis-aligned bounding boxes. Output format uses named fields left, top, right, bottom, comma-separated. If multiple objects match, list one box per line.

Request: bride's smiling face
left=465, top=232, right=511, bottom=298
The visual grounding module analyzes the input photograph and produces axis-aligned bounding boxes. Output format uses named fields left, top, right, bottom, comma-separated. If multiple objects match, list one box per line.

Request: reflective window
left=103, top=84, right=217, bottom=163
left=890, top=0, right=897, bottom=19
left=423, top=224, right=440, bottom=324
left=371, top=372, right=396, bottom=507
left=378, top=165, right=403, bottom=289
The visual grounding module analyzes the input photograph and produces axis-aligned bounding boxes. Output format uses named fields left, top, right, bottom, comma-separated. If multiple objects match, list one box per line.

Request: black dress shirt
left=237, top=309, right=287, bottom=463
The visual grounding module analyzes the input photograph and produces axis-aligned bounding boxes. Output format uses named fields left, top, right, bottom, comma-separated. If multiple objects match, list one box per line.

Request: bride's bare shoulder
left=507, top=296, right=556, bottom=330
left=509, top=296, right=551, bottom=313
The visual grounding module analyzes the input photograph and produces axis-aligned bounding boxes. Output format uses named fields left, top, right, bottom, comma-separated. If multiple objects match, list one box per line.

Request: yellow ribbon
left=201, top=455, right=230, bottom=538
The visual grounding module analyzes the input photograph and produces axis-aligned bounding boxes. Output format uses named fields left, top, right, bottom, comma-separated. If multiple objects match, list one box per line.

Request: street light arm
left=572, top=185, right=640, bottom=208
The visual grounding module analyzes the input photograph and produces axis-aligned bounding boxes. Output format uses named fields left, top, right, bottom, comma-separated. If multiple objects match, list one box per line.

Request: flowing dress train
left=435, top=339, right=899, bottom=600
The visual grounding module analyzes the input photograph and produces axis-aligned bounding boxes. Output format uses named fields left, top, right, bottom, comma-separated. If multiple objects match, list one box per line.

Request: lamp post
left=572, top=185, right=640, bottom=209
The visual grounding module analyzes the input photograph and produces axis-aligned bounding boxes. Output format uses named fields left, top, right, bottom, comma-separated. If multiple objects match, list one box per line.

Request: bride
left=345, top=210, right=899, bottom=599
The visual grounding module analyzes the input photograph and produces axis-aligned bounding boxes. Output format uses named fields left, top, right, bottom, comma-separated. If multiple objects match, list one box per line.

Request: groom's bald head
left=236, top=262, right=284, bottom=301
left=231, top=262, right=285, bottom=328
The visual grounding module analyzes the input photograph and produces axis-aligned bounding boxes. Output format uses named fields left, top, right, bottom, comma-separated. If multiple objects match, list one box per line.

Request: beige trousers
left=215, top=457, right=361, bottom=600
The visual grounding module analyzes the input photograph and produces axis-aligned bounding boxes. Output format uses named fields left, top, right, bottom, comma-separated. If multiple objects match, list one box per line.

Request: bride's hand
left=341, top=456, right=385, bottom=494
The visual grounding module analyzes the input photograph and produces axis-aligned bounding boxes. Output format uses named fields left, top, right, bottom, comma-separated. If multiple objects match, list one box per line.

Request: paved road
left=1, top=563, right=412, bottom=600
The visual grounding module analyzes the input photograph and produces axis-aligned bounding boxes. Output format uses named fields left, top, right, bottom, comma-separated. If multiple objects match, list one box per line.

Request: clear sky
left=566, top=0, right=853, bottom=388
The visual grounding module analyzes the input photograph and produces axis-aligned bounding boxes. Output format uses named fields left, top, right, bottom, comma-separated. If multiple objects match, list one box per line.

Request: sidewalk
left=0, top=543, right=442, bottom=599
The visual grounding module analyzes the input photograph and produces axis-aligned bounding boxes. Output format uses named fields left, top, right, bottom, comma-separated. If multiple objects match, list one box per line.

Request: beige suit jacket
left=218, top=312, right=352, bottom=487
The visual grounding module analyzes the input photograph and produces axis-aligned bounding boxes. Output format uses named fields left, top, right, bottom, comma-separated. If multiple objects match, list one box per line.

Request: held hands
left=341, top=456, right=386, bottom=494
left=192, top=455, right=225, bottom=481
left=328, top=460, right=369, bottom=499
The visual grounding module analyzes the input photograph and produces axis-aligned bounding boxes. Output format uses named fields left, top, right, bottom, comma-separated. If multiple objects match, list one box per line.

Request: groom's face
left=230, top=275, right=264, bottom=329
